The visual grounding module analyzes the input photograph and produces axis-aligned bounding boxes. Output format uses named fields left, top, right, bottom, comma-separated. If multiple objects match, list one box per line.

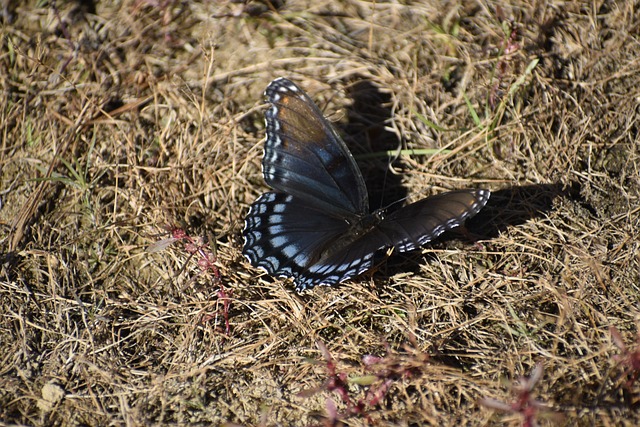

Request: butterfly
left=243, top=78, right=490, bottom=292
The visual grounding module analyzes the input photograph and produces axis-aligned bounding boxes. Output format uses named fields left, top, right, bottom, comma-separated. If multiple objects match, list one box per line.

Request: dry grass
left=1, top=1, right=639, bottom=426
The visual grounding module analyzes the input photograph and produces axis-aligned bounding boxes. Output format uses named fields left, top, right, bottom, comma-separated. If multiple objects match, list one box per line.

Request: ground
left=1, top=1, right=639, bottom=426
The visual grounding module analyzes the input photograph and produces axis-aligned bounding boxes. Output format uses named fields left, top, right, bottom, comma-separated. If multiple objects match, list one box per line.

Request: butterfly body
left=243, top=78, right=489, bottom=291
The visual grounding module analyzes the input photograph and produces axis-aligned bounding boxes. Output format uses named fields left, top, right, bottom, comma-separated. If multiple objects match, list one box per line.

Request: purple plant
left=490, top=14, right=522, bottom=109
left=610, top=326, right=640, bottom=389
left=147, top=224, right=231, bottom=334
left=299, top=340, right=432, bottom=425
left=478, top=363, right=562, bottom=427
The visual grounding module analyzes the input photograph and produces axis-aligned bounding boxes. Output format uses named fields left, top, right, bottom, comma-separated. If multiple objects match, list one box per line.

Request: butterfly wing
left=263, top=78, right=368, bottom=217
left=378, top=189, right=491, bottom=252
left=243, top=192, right=375, bottom=291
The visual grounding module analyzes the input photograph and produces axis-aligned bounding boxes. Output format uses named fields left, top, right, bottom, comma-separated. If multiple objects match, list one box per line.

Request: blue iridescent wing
left=378, top=189, right=491, bottom=252
left=262, top=78, right=368, bottom=217
left=243, top=192, right=376, bottom=291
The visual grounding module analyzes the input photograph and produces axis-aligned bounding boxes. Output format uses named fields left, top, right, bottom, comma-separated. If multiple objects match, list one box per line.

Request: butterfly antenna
left=377, top=149, right=409, bottom=211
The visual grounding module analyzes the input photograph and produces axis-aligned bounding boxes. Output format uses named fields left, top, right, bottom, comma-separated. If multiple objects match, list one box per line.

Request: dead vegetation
left=1, top=1, right=639, bottom=426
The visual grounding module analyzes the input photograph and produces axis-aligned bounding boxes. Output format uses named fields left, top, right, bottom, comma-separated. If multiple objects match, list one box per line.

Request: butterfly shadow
left=336, top=80, right=573, bottom=283
left=340, top=79, right=408, bottom=211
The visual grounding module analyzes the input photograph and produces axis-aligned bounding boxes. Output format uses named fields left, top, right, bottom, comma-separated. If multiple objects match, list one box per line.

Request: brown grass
left=2, top=1, right=639, bottom=426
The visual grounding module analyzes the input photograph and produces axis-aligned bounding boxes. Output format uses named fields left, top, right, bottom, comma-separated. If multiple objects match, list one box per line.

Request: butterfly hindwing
left=276, top=191, right=491, bottom=290
left=378, top=189, right=491, bottom=252
left=242, top=192, right=373, bottom=290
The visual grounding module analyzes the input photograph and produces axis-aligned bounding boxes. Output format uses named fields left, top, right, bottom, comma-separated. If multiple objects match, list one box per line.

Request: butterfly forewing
left=263, top=78, right=369, bottom=217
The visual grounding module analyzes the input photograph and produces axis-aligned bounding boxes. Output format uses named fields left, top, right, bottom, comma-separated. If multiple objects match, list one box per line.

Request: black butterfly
left=243, top=78, right=490, bottom=291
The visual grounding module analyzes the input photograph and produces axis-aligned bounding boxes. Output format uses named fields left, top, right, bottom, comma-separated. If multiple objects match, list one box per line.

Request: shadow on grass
left=467, top=182, right=572, bottom=238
